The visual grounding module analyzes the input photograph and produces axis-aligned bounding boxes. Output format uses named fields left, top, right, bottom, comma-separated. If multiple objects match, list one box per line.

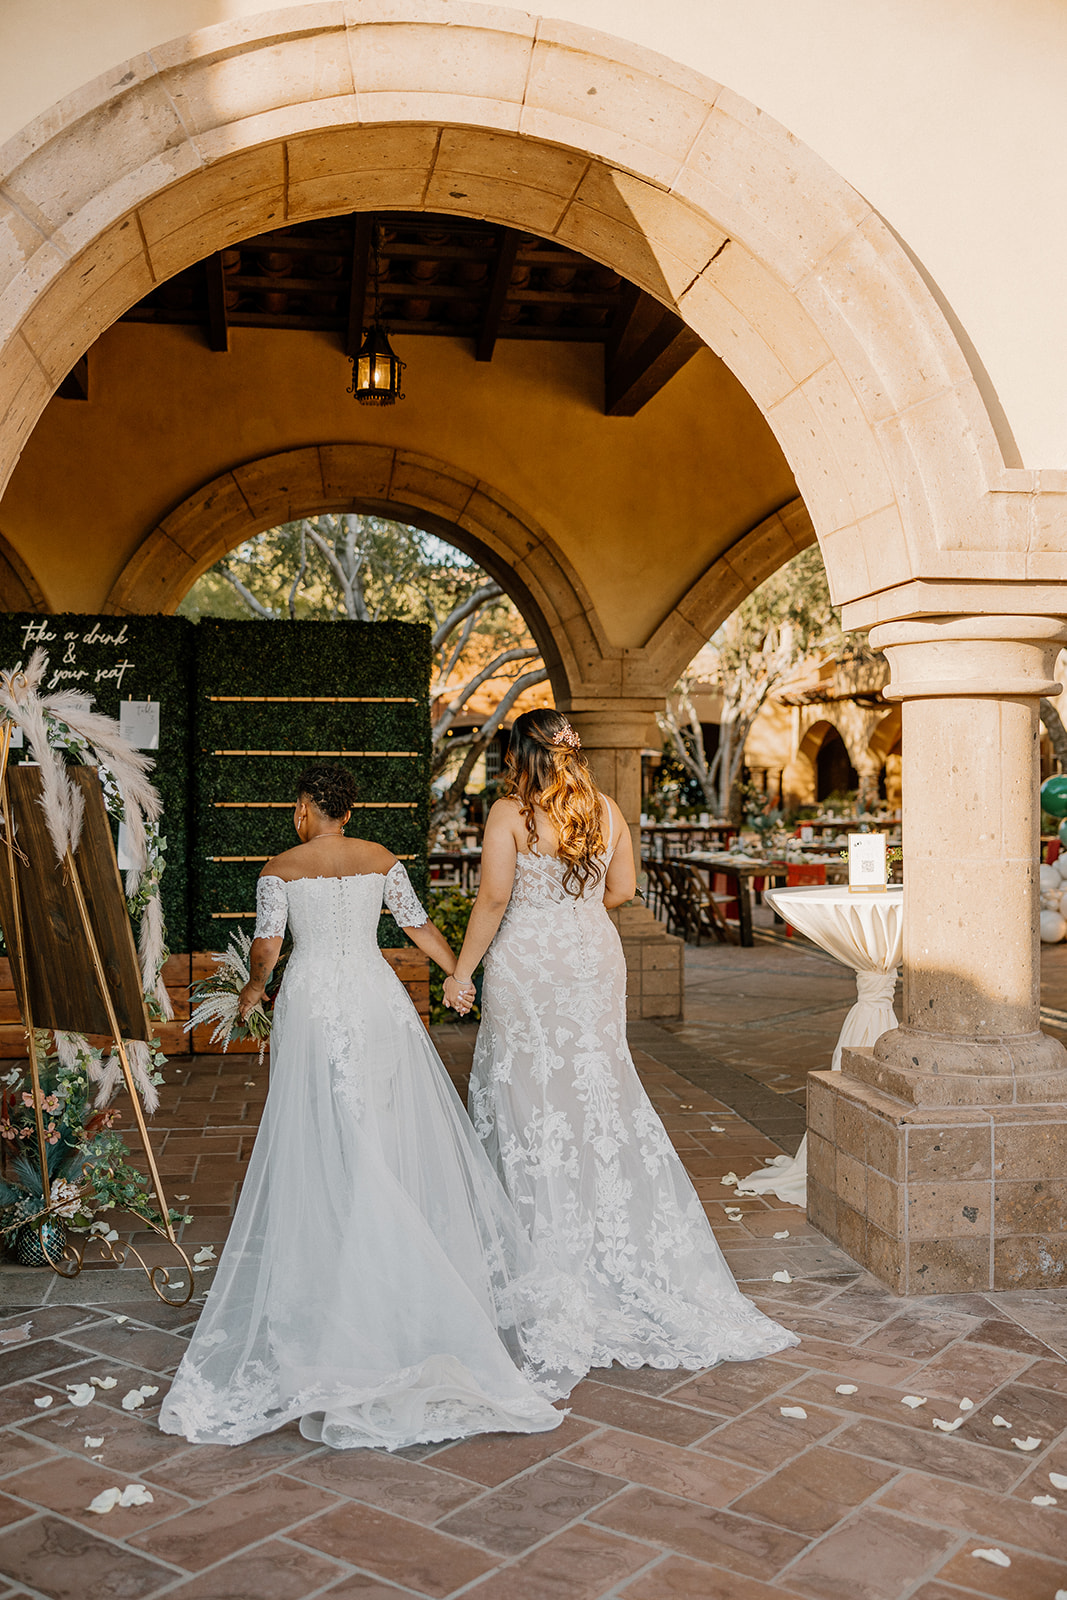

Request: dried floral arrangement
left=187, top=929, right=277, bottom=1060
left=0, top=649, right=187, bottom=1251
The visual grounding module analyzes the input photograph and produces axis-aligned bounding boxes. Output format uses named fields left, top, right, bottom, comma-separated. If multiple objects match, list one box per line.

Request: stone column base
left=808, top=1052, right=1067, bottom=1294
left=611, top=904, right=685, bottom=1021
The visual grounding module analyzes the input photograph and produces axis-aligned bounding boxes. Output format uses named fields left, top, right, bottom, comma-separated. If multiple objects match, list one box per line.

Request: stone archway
left=104, top=442, right=619, bottom=710
left=0, top=4, right=1032, bottom=632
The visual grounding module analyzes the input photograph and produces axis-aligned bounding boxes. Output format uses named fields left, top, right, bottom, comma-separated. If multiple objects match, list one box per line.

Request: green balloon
left=1042, top=775, right=1067, bottom=818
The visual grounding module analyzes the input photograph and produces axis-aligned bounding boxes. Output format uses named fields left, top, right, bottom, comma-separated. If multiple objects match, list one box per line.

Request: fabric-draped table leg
left=732, top=965, right=900, bottom=1207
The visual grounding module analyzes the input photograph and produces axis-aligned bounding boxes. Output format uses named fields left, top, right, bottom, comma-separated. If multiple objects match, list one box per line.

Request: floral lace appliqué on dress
left=160, top=866, right=589, bottom=1451
left=470, top=813, right=798, bottom=1371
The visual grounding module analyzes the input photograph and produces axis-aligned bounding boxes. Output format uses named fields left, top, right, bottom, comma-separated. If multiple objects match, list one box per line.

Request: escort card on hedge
left=119, top=699, right=160, bottom=750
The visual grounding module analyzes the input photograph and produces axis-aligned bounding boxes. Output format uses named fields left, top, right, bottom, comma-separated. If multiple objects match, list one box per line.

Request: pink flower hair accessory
left=552, top=722, right=581, bottom=751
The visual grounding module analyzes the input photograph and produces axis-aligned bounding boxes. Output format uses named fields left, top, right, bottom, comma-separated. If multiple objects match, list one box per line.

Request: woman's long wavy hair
left=504, top=708, right=605, bottom=897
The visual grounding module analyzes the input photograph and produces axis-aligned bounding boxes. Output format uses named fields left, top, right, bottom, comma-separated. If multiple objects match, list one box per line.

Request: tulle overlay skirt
left=159, top=949, right=589, bottom=1450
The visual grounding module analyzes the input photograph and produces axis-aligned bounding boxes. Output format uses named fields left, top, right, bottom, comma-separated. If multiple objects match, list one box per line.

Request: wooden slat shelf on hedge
left=207, top=853, right=419, bottom=862
left=213, top=801, right=417, bottom=808
left=213, top=750, right=420, bottom=757
left=208, top=696, right=417, bottom=703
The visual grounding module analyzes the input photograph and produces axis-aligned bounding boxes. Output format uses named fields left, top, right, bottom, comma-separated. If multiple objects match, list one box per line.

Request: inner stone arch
left=104, top=444, right=619, bottom=709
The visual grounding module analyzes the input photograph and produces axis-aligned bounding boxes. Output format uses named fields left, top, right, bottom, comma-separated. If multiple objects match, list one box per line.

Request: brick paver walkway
left=2, top=942, right=1066, bottom=1599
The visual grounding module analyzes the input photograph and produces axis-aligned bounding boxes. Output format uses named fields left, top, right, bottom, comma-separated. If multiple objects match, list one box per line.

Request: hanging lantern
left=348, top=321, right=405, bottom=406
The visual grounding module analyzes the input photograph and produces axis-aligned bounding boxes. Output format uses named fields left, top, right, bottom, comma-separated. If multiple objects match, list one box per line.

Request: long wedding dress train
left=160, top=867, right=589, bottom=1451
left=469, top=815, right=798, bottom=1370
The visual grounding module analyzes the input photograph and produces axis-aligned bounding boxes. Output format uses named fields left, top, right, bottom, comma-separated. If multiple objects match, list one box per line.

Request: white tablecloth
left=733, top=886, right=903, bottom=1207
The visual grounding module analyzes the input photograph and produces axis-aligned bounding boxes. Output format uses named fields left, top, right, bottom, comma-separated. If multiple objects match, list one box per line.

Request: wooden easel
left=0, top=727, right=192, bottom=1303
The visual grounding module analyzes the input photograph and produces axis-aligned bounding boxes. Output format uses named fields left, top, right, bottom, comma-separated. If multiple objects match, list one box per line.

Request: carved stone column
left=566, top=702, right=685, bottom=1021
left=807, top=616, right=1067, bottom=1293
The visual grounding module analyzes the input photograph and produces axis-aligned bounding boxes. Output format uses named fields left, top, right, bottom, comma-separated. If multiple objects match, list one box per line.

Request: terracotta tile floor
left=2, top=943, right=1067, bottom=1599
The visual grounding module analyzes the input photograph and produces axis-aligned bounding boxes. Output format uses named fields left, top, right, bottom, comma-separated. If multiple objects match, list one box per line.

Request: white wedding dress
left=469, top=814, right=798, bottom=1370
left=160, top=865, right=590, bottom=1451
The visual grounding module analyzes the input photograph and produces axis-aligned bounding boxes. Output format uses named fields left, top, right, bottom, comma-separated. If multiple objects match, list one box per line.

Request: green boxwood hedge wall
left=0, top=614, right=194, bottom=947
left=192, top=619, right=431, bottom=950
left=0, top=616, right=431, bottom=954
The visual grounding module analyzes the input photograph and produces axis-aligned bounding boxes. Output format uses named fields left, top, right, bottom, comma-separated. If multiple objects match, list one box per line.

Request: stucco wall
left=1, top=0, right=1065, bottom=470
left=0, top=321, right=796, bottom=637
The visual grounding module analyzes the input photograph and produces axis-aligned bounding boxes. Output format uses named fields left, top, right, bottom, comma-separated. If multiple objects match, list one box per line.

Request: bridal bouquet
left=187, top=931, right=275, bottom=1060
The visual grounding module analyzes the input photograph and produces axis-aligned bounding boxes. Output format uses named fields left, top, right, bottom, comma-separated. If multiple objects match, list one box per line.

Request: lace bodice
left=254, top=864, right=427, bottom=955
left=506, top=808, right=615, bottom=915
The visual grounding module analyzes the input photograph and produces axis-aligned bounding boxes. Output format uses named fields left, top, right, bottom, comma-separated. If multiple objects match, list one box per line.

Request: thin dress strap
left=602, top=801, right=615, bottom=856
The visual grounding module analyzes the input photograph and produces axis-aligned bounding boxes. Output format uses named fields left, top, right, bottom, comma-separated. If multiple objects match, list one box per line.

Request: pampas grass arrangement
left=187, top=931, right=273, bottom=1060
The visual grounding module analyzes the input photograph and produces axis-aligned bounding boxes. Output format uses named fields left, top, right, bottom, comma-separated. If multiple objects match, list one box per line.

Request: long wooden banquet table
left=682, top=851, right=848, bottom=946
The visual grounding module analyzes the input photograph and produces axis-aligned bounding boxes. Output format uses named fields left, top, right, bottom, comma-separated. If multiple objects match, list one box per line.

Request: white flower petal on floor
left=773, top=1230, right=790, bottom=1239
left=901, top=1395, right=927, bottom=1408
left=118, top=1485, right=153, bottom=1507
left=193, top=1247, right=217, bottom=1264
left=835, top=1384, right=858, bottom=1395
left=112, top=1316, right=128, bottom=1325
left=779, top=1405, right=807, bottom=1419
left=958, top=1397, right=973, bottom=1410
left=32, top=1396, right=52, bottom=1409
left=708, top=1125, right=726, bottom=1133
left=932, top=1417, right=965, bottom=1433
left=992, top=1414, right=1012, bottom=1428
left=1031, top=1495, right=1057, bottom=1506
left=87, top=1488, right=122, bottom=1515
left=720, top=1172, right=739, bottom=1186
left=83, top=1436, right=104, bottom=1449
left=1050, top=1472, right=1067, bottom=1490
left=771, top=1270, right=792, bottom=1284
left=1012, top=1436, right=1041, bottom=1451
left=91, top=1376, right=117, bottom=1389
left=971, top=1549, right=1010, bottom=1567
left=65, top=1384, right=96, bottom=1406
left=121, top=1390, right=145, bottom=1411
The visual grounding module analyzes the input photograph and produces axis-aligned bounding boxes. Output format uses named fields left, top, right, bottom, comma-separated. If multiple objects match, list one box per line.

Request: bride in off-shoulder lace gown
left=454, top=712, right=797, bottom=1373
left=160, top=857, right=590, bottom=1451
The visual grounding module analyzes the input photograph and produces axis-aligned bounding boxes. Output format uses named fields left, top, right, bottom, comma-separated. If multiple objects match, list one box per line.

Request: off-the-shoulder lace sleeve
left=254, top=875, right=288, bottom=940
left=383, top=862, right=428, bottom=929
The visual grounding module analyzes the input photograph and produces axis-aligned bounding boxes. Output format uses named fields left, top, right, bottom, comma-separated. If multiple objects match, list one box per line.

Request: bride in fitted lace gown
left=446, top=712, right=797, bottom=1371
left=160, top=766, right=589, bottom=1451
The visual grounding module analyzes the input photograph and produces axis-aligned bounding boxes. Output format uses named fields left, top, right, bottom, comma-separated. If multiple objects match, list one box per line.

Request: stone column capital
left=869, top=614, right=1067, bottom=702
left=563, top=704, right=661, bottom=750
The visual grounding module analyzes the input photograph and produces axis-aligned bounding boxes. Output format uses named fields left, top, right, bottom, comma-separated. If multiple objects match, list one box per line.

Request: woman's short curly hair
left=296, top=764, right=359, bottom=820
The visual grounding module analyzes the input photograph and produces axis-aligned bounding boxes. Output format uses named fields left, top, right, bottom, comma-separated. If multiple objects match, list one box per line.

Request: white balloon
left=1058, top=891, right=1067, bottom=920
left=1040, top=910, right=1066, bottom=943
left=1055, top=856, right=1067, bottom=881
left=1040, top=864, right=1061, bottom=893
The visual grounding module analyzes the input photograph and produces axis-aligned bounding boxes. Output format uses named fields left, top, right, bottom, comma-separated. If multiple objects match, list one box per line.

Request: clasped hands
left=443, top=974, right=476, bottom=1016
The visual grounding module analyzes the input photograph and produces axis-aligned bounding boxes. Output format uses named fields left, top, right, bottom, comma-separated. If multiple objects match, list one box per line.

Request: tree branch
left=433, top=646, right=542, bottom=740
left=219, top=564, right=277, bottom=621
left=430, top=583, right=504, bottom=653
left=1041, top=697, right=1067, bottom=768
left=286, top=527, right=308, bottom=620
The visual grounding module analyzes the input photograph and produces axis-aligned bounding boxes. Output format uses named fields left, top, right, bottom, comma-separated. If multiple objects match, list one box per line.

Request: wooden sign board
left=0, top=767, right=151, bottom=1039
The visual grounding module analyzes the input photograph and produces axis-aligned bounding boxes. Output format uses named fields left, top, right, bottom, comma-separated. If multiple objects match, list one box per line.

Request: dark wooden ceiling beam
left=605, top=307, right=703, bottom=416
left=204, top=254, right=230, bottom=353
left=476, top=228, right=521, bottom=362
left=346, top=214, right=373, bottom=358
left=56, top=355, right=89, bottom=401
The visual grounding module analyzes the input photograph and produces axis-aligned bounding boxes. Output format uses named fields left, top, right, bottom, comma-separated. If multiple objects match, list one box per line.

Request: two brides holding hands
left=161, top=709, right=794, bottom=1451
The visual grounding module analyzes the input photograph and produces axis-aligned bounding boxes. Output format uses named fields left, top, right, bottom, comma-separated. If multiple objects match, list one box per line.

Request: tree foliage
left=658, top=546, right=850, bottom=820
left=180, top=515, right=547, bottom=843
